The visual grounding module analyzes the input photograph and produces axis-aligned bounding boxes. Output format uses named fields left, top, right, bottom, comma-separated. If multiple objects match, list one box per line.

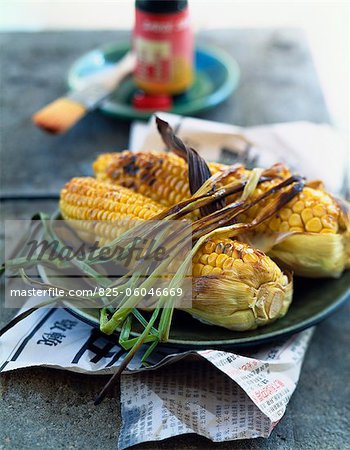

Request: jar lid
left=135, top=0, right=188, bottom=14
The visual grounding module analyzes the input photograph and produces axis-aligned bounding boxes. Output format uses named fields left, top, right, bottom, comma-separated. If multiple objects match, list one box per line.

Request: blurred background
left=1, top=0, right=349, bottom=140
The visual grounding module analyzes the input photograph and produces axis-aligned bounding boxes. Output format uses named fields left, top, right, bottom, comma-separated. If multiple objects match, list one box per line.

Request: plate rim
left=37, top=245, right=350, bottom=348
left=61, top=289, right=349, bottom=348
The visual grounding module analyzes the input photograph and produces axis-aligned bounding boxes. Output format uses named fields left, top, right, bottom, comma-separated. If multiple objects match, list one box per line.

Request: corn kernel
left=233, top=258, right=244, bottom=267
left=222, top=258, right=234, bottom=270
left=279, top=221, right=290, bottom=232
left=223, top=243, right=234, bottom=256
left=211, top=267, right=223, bottom=276
left=173, top=166, right=181, bottom=176
left=133, top=205, right=141, bottom=215
left=204, top=241, right=216, bottom=253
left=181, top=183, right=189, bottom=194
left=169, top=177, right=177, bottom=189
left=280, top=208, right=292, bottom=221
left=292, top=201, right=305, bottom=213
left=192, top=264, right=203, bottom=276
left=321, top=215, right=338, bottom=232
left=216, top=253, right=229, bottom=268
left=199, top=254, right=209, bottom=264
left=305, top=217, right=322, bottom=232
left=289, top=213, right=303, bottom=227
left=243, top=252, right=259, bottom=263
left=168, top=190, right=176, bottom=204
left=312, top=205, right=327, bottom=217
left=202, top=265, right=214, bottom=276
left=301, top=208, right=313, bottom=224
left=175, top=180, right=184, bottom=191
left=234, top=243, right=244, bottom=253
left=144, top=211, right=154, bottom=219
left=215, top=242, right=226, bottom=254
left=208, top=253, right=218, bottom=266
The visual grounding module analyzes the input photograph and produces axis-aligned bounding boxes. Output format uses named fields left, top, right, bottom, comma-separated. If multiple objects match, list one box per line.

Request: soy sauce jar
left=133, top=0, right=194, bottom=95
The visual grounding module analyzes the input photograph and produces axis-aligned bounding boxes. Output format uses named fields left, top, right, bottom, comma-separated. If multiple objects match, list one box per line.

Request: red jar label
left=133, top=7, right=193, bottom=94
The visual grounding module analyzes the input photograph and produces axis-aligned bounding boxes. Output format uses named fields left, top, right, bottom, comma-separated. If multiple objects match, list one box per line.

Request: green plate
left=38, top=213, right=350, bottom=349
left=63, top=275, right=350, bottom=349
left=67, top=42, right=240, bottom=120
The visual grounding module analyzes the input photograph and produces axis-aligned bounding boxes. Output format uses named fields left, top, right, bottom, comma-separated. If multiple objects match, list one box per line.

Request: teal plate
left=67, top=42, right=240, bottom=120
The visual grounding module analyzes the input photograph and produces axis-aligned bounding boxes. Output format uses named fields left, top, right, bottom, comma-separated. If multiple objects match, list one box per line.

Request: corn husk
left=268, top=232, right=350, bottom=278
left=185, top=241, right=293, bottom=331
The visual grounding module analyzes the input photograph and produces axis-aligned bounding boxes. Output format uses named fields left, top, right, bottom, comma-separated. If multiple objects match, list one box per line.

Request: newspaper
left=0, top=304, right=314, bottom=449
left=2, top=114, right=345, bottom=448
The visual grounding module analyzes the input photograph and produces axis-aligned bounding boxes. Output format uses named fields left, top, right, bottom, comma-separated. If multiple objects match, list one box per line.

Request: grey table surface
left=0, top=30, right=349, bottom=450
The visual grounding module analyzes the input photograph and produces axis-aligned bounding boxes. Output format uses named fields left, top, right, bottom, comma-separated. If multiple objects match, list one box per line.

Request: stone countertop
left=0, top=30, right=349, bottom=450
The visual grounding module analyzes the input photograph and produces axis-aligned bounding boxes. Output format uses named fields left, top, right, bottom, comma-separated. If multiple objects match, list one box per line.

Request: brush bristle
left=32, top=98, right=86, bottom=134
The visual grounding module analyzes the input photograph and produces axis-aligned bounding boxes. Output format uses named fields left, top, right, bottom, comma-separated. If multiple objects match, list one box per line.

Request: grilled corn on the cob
left=59, top=177, right=163, bottom=244
left=93, top=151, right=350, bottom=278
left=93, top=151, right=239, bottom=206
left=191, top=238, right=292, bottom=330
left=60, top=176, right=162, bottom=220
left=59, top=177, right=293, bottom=331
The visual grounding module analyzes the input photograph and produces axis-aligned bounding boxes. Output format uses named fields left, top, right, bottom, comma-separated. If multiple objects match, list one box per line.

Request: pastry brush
left=32, top=51, right=136, bottom=134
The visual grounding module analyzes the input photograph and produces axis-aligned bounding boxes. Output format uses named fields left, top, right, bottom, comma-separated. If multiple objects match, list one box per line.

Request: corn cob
left=59, top=176, right=293, bottom=331
left=93, top=151, right=350, bottom=277
left=93, top=151, right=291, bottom=205
left=191, top=238, right=292, bottom=330
left=93, top=151, right=245, bottom=206
left=60, top=177, right=162, bottom=220
left=59, top=177, right=163, bottom=244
